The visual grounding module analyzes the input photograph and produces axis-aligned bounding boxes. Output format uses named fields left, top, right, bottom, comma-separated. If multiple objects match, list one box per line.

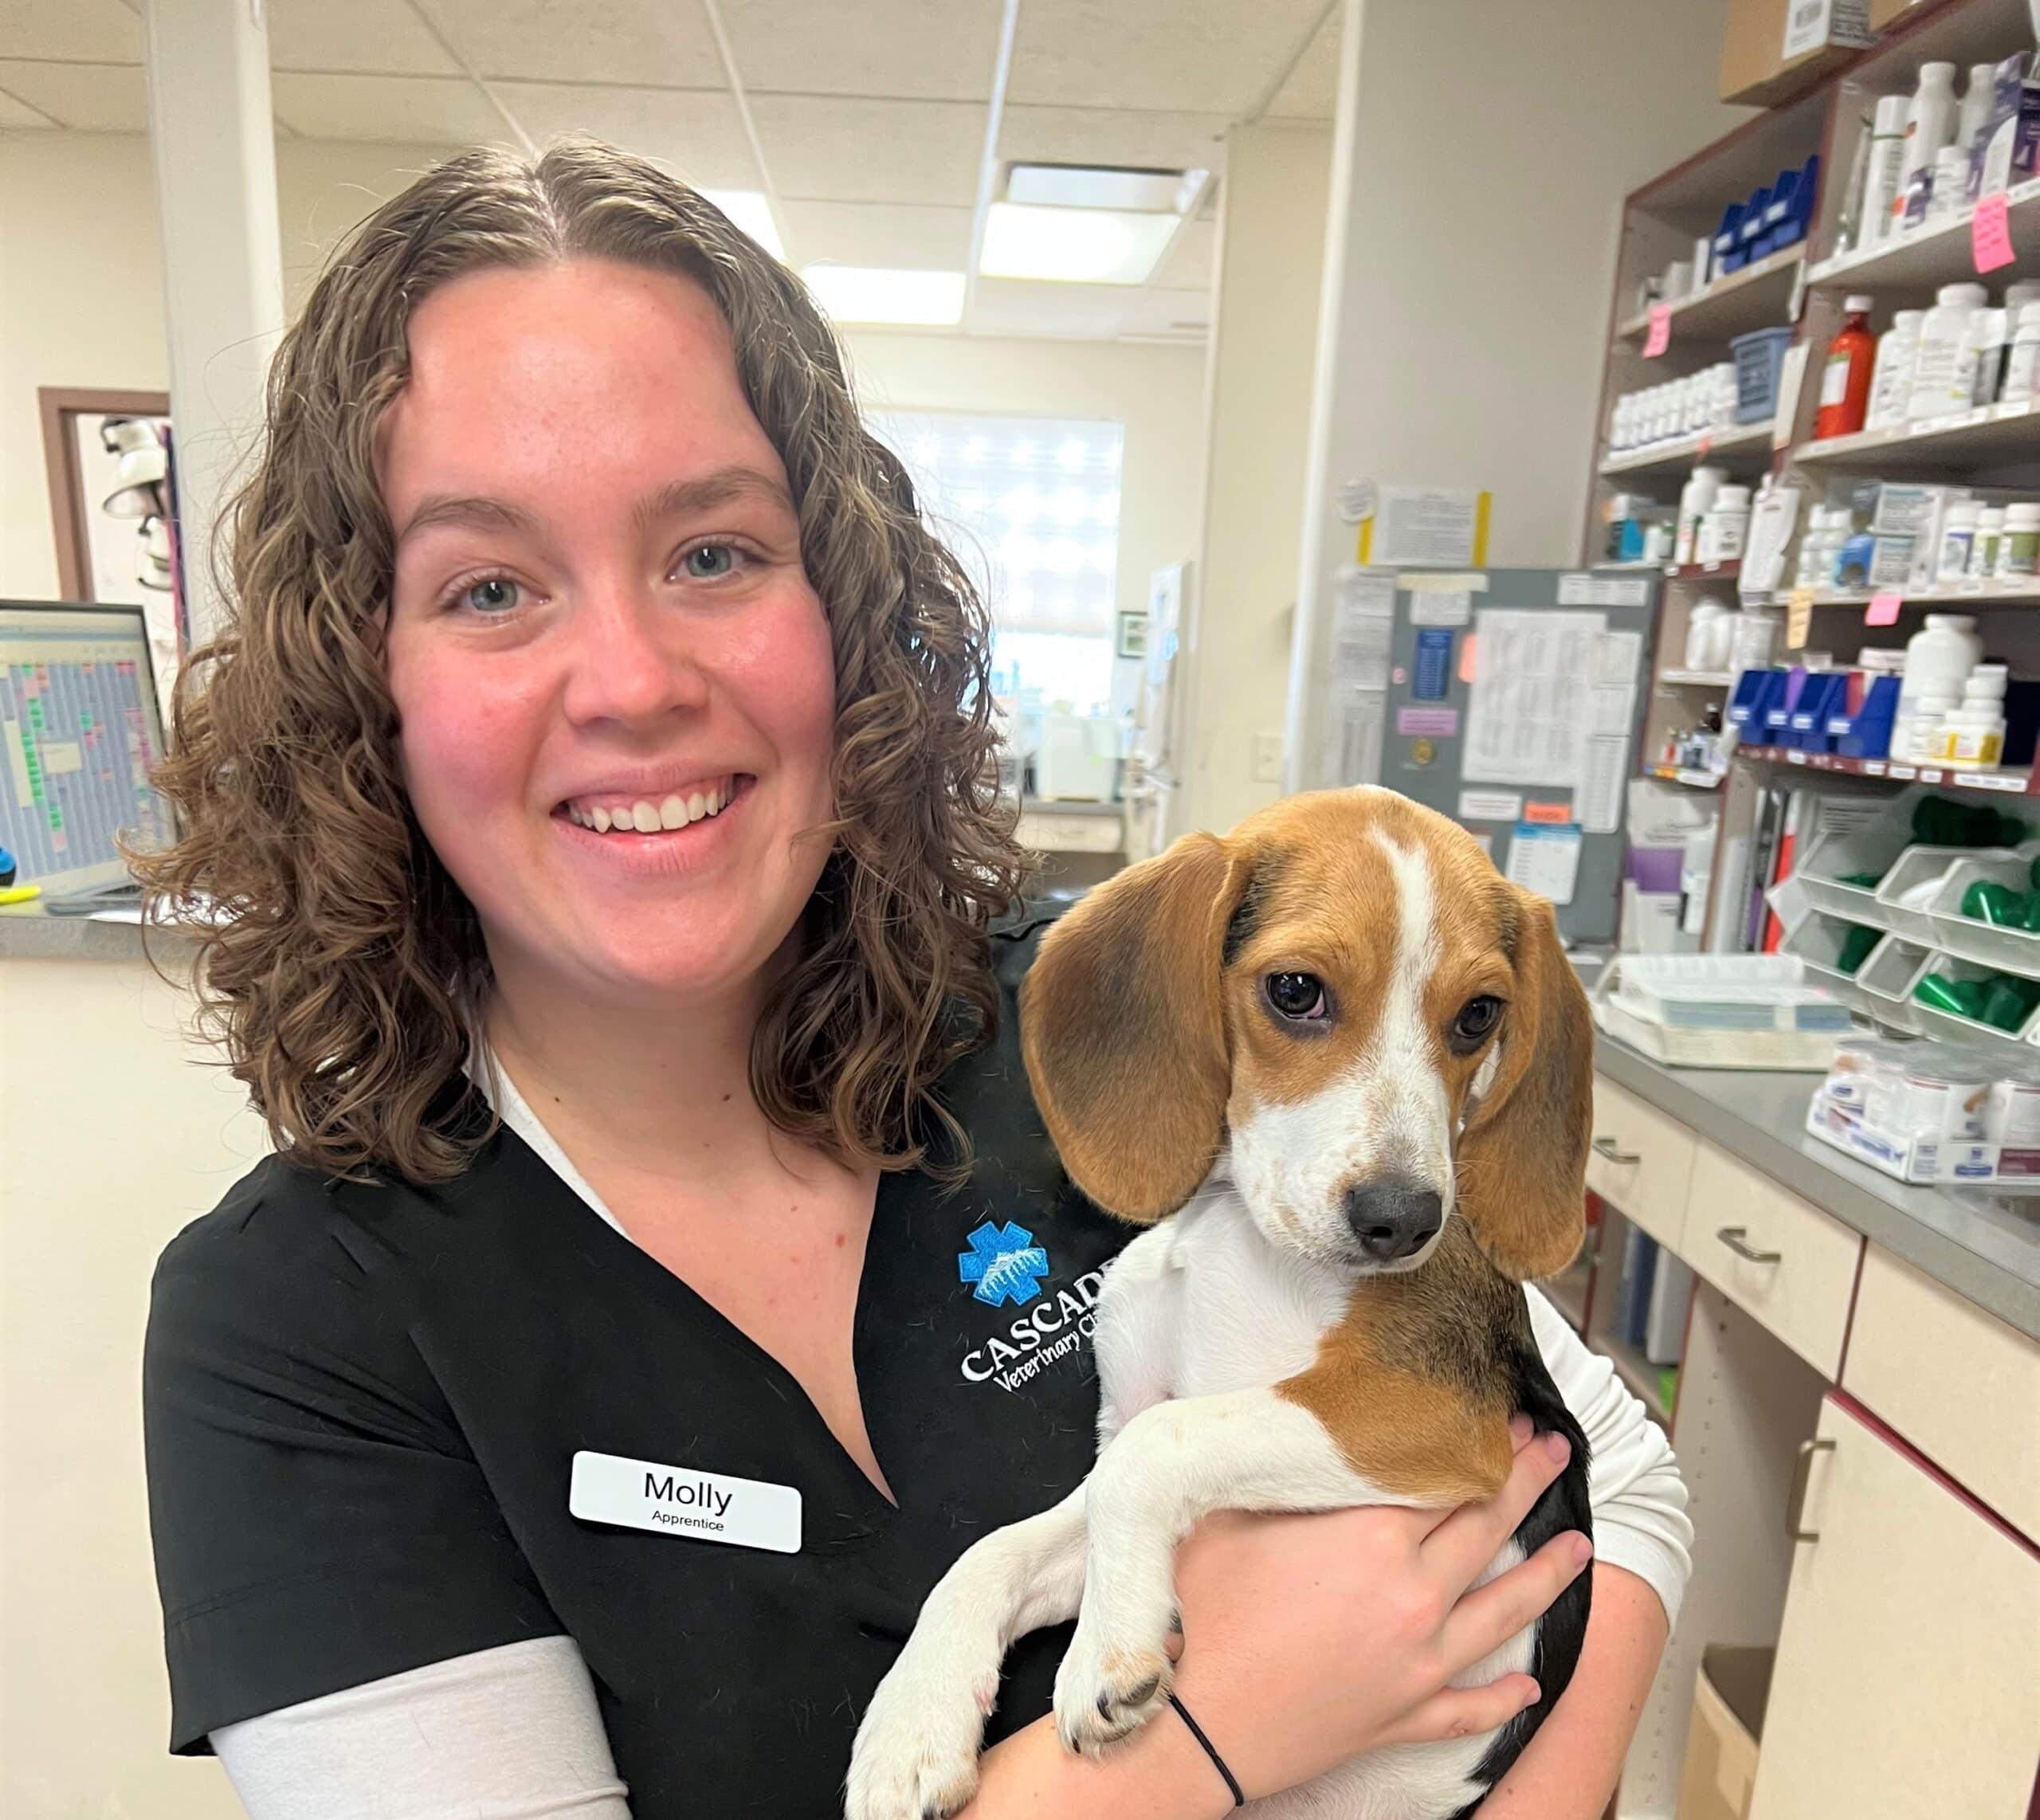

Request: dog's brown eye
left=1265, top=972, right=1328, bottom=1022
left=1451, top=995, right=1504, bottom=1049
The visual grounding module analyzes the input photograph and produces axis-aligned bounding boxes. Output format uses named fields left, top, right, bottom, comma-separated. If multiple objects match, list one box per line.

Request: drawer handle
left=1786, top=1437, right=1836, bottom=1542
left=1717, top=1226, right=1782, bottom=1264
left=1591, top=1136, right=1641, bottom=1164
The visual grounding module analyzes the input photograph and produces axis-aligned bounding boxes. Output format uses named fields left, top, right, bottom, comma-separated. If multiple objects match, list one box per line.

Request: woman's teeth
left=564, top=781, right=731, bottom=834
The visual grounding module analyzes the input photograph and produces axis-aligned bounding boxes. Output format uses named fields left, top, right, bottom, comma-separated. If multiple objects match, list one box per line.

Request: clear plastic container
left=2000, top=504, right=2040, bottom=579
left=1970, top=508, right=2007, bottom=579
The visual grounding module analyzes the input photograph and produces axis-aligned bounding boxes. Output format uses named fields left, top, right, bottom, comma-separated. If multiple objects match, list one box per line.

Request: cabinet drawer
left=1585, top=1075, right=1696, bottom=1250
left=1685, top=1143, right=1862, bottom=1378
left=1843, top=1245, right=2040, bottom=1541
left=1748, top=1398, right=2040, bottom=1820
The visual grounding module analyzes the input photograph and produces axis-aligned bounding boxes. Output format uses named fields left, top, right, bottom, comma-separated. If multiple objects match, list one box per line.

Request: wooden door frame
left=37, top=386, right=171, bottom=602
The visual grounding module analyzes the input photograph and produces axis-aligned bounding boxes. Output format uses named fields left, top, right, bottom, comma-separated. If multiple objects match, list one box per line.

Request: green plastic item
left=1912, top=795, right=2029, bottom=850
left=1981, top=980, right=2030, bottom=1031
left=1836, top=924, right=1880, bottom=974
left=2021, top=894, right=2040, bottom=934
left=1915, top=973, right=1987, bottom=1017
left=1964, top=880, right=2024, bottom=925
left=1836, top=869, right=1886, bottom=889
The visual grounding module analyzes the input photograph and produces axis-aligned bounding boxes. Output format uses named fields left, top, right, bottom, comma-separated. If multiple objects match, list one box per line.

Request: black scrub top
left=143, top=908, right=1136, bottom=1816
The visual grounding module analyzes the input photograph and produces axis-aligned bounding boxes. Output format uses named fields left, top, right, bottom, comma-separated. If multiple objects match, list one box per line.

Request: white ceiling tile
left=719, top=0, right=1000, bottom=102
left=751, top=95, right=983, bottom=206
left=967, top=278, right=1143, bottom=340
left=270, top=71, right=508, bottom=146
left=779, top=200, right=973, bottom=270
left=492, top=82, right=759, bottom=187
left=0, top=59, right=147, bottom=130
left=998, top=105, right=1228, bottom=178
left=1265, top=3, right=1339, bottom=120
left=266, top=0, right=461, bottom=76
left=1150, top=217, right=1214, bottom=292
left=411, top=0, right=723, bottom=86
left=0, top=0, right=140, bottom=65
left=1008, top=0, right=1328, bottom=116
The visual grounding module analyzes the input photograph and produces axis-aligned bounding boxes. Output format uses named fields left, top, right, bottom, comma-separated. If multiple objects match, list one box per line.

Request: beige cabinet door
left=1749, top=1398, right=2040, bottom=1820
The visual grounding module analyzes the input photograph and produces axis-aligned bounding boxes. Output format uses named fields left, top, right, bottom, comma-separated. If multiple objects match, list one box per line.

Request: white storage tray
left=1777, top=911, right=1879, bottom=1022
left=1854, top=934, right=1931, bottom=1035
left=1903, top=951, right=2040, bottom=1054
left=1594, top=994, right=1838, bottom=1069
left=1924, top=853, right=2040, bottom=976
left=1871, top=845, right=1995, bottom=943
left=1796, top=784, right=1940, bottom=923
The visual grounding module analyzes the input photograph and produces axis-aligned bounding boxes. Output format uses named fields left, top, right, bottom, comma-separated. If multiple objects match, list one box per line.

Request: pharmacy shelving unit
left=1573, top=6, right=2040, bottom=1812
left=1585, top=0, right=2040, bottom=951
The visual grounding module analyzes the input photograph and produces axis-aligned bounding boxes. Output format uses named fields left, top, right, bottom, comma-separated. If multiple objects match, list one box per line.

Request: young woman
left=139, top=139, right=1690, bottom=1820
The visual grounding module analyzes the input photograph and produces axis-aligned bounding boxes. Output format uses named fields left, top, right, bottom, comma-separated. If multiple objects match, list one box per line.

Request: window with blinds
left=871, top=410, right=1124, bottom=711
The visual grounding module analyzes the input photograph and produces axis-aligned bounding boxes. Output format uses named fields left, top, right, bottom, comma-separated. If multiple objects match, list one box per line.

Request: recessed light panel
left=1006, top=163, right=1187, bottom=213
left=979, top=202, right=1179, bottom=286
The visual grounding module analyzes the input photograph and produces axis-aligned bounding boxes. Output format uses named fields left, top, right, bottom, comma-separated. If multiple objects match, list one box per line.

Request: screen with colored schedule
left=1, top=603, right=172, bottom=898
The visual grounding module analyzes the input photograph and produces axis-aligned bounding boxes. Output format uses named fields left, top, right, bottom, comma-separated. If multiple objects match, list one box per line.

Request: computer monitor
left=1, top=602, right=175, bottom=901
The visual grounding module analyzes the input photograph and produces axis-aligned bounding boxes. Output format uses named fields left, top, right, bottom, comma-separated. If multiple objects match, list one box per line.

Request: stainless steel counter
left=1595, top=1034, right=2040, bottom=1341
left=0, top=904, right=167, bottom=960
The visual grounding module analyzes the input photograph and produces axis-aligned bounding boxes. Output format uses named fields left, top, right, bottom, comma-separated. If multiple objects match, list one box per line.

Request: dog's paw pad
left=1054, top=1645, right=1175, bottom=1757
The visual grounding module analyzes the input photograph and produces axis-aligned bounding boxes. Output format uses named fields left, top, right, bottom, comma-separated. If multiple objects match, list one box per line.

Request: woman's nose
left=559, top=582, right=711, bottom=728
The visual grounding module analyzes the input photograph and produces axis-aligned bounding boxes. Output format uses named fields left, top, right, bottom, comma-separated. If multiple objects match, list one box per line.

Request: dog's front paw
left=847, top=1647, right=997, bottom=1820
left=1052, top=1623, right=1175, bottom=1759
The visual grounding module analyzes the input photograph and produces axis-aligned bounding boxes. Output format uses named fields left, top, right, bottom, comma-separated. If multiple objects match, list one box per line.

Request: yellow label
left=1786, top=588, right=1814, bottom=649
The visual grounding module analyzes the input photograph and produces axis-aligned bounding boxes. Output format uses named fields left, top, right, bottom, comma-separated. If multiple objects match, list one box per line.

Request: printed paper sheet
left=1462, top=609, right=1607, bottom=786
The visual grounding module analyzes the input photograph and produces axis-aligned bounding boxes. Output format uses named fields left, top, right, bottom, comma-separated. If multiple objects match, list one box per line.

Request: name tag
left=568, top=1449, right=802, bottom=1554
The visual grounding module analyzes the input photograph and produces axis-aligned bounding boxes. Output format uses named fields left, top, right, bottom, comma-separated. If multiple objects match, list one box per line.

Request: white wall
left=2, top=951, right=268, bottom=1820
left=842, top=329, right=1206, bottom=716
left=1182, top=120, right=1331, bottom=837
left=1288, top=0, right=1751, bottom=785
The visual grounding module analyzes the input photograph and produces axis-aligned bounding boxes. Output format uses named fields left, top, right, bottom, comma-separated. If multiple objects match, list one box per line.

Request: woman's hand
left=1165, top=1418, right=1591, bottom=1806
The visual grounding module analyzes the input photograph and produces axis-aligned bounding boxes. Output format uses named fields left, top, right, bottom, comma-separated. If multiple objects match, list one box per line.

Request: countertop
left=1595, top=1034, right=2040, bottom=1341
left=0, top=902, right=169, bottom=960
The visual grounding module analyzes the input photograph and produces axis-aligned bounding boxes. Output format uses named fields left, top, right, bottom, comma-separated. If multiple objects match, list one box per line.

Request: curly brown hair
left=137, top=136, right=1029, bottom=1186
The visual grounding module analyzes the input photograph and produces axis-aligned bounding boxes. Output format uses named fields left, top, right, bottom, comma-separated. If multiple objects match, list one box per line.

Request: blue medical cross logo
left=957, top=1219, right=1050, bottom=1308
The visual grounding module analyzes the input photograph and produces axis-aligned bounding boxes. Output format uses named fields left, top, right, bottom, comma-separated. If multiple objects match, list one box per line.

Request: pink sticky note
left=1973, top=192, right=2015, bottom=274
left=1642, top=303, right=1672, bottom=359
left=1866, top=590, right=1903, bottom=626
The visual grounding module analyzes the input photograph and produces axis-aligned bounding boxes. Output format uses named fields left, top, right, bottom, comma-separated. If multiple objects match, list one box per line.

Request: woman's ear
left=1454, top=891, right=1592, bottom=1281
left=1020, top=834, right=1249, bottom=1222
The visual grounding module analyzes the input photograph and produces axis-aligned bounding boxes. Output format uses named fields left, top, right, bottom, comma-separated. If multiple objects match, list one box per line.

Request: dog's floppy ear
left=1454, top=889, right=1592, bottom=1280
left=1020, top=833, right=1250, bottom=1222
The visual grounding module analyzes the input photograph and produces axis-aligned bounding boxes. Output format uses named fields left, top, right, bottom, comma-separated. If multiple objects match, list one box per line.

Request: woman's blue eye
left=464, top=578, right=520, bottom=614
left=682, top=543, right=737, bottom=579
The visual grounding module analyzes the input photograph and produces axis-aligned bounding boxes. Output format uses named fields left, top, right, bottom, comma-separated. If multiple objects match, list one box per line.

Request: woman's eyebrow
left=396, top=494, right=545, bottom=547
left=634, top=465, right=793, bottom=529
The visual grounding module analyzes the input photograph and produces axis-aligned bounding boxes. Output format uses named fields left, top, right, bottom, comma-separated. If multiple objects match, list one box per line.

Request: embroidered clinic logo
left=957, top=1219, right=1049, bottom=1308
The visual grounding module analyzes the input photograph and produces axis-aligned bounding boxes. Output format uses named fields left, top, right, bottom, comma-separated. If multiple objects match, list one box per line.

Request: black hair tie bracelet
left=1167, top=1691, right=1245, bottom=1807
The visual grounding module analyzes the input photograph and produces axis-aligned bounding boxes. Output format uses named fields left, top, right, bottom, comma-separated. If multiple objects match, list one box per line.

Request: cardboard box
left=1677, top=1645, right=1774, bottom=1820
left=1869, top=0, right=1930, bottom=26
left=1722, top=0, right=1877, bottom=106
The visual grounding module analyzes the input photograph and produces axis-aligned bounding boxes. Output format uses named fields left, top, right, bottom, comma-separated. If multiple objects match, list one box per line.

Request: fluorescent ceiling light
left=980, top=202, right=1179, bottom=285
left=802, top=265, right=966, bottom=326
left=700, top=188, right=783, bottom=261
left=1006, top=163, right=1198, bottom=214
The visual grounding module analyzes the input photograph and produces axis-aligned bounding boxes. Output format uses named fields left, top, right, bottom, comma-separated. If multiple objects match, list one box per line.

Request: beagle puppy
left=848, top=786, right=1595, bottom=1820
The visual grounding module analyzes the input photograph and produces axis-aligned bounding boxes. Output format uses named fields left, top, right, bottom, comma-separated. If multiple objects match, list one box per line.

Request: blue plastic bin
left=1730, top=326, right=1795, bottom=425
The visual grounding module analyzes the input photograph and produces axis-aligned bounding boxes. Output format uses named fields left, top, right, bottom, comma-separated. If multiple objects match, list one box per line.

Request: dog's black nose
left=1344, top=1182, right=1443, bottom=1262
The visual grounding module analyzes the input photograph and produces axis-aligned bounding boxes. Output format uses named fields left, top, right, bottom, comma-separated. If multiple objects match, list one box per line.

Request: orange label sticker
left=1457, top=632, right=1479, bottom=683
left=1524, top=800, right=1574, bottom=826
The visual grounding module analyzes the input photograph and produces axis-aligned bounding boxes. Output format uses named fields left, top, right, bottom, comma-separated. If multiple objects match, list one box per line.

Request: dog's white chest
left=1121, top=1192, right=1351, bottom=1406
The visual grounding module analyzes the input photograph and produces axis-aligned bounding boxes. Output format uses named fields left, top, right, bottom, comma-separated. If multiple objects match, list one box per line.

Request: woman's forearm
left=960, top=1709, right=1232, bottom=1820
left=1474, top=1563, right=1669, bottom=1818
